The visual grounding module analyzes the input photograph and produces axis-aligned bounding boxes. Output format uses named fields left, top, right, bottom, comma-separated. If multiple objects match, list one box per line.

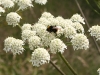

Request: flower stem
left=50, top=60, right=66, bottom=75
left=58, top=52, right=78, bottom=75
left=17, top=24, right=22, bottom=29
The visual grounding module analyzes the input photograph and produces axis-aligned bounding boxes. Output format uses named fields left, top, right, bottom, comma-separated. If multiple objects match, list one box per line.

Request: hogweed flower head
left=32, top=23, right=47, bottom=37
left=30, top=48, right=50, bottom=67
left=28, top=36, right=41, bottom=50
left=41, top=32, right=55, bottom=47
left=0, top=7, right=5, bottom=16
left=6, top=12, right=21, bottom=27
left=50, top=38, right=67, bottom=54
left=3, top=37, right=24, bottom=55
left=88, top=25, right=100, bottom=41
left=71, top=13, right=85, bottom=24
left=35, top=0, right=47, bottom=5
left=1, top=0, right=14, bottom=8
left=97, top=68, right=100, bottom=75
left=17, top=0, right=33, bottom=10
left=64, top=26, right=77, bottom=39
left=71, top=34, right=89, bottom=50
left=21, top=30, right=36, bottom=42
left=38, top=17, right=51, bottom=27
left=22, top=23, right=32, bottom=31
left=72, top=22, right=84, bottom=34
left=41, top=12, right=54, bottom=18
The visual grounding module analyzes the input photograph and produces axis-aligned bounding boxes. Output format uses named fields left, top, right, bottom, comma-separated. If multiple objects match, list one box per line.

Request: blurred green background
left=0, top=0, right=100, bottom=75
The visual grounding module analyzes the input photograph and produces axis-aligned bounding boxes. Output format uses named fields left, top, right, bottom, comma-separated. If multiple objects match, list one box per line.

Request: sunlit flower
left=71, top=13, right=85, bottom=24
left=71, top=34, right=89, bottom=50
left=3, top=37, right=24, bottom=55
left=35, top=0, right=47, bottom=5
left=72, top=22, right=84, bottom=33
left=64, top=26, right=77, bottom=39
left=41, top=32, right=55, bottom=47
left=28, top=36, right=41, bottom=50
left=38, top=17, right=51, bottom=27
left=21, top=30, right=36, bottom=42
left=56, top=17, right=71, bottom=28
left=30, top=48, right=50, bottom=67
left=22, top=23, right=32, bottom=31
left=88, top=25, right=100, bottom=41
left=97, top=68, right=100, bottom=75
left=41, top=12, right=54, bottom=18
left=17, top=0, right=33, bottom=10
left=50, top=38, right=67, bottom=54
left=6, top=12, right=21, bottom=27
left=1, top=0, right=14, bottom=8
left=32, top=23, right=47, bottom=37
left=0, top=7, right=5, bottom=16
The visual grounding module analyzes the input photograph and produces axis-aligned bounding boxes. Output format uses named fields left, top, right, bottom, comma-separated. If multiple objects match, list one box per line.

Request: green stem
left=50, top=60, right=66, bottom=75
left=59, top=52, right=78, bottom=75
left=17, top=24, right=22, bottom=29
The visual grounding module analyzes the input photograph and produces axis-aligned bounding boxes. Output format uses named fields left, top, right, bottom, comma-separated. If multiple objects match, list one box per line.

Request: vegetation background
left=0, top=0, right=100, bottom=75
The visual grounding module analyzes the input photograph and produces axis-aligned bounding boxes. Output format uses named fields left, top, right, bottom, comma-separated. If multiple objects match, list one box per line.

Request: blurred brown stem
left=75, top=0, right=100, bottom=54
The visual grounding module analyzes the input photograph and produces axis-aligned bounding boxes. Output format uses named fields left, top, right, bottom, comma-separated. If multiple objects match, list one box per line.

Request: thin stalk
left=75, top=0, right=100, bottom=54
left=50, top=60, right=66, bottom=75
left=58, top=53, right=78, bottom=75
left=17, top=24, right=22, bottom=29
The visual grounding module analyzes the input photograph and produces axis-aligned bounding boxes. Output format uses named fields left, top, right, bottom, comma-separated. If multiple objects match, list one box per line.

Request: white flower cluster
left=0, top=0, right=48, bottom=10
left=97, top=68, right=100, bottom=75
left=4, top=12, right=91, bottom=67
left=71, top=13, right=85, bottom=24
left=22, top=23, right=32, bottom=31
left=50, top=38, right=67, bottom=54
left=3, top=37, right=24, bottom=55
left=28, top=36, right=41, bottom=50
left=21, top=30, right=36, bottom=42
left=6, top=12, right=21, bottom=27
left=88, top=25, right=100, bottom=41
left=30, top=48, right=50, bottom=67
left=0, top=7, right=5, bottom=16
left=71, top=34, right=89, bottom=50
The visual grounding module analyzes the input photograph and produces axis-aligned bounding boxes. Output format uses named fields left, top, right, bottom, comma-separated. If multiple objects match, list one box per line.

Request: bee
left=46, top=26, right=58, bottom=33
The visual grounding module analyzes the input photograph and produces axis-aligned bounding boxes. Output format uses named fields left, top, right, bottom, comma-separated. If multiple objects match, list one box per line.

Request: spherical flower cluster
left=41, top=32, right=55, bottom=47
left=64, top=26, right=77, bottom=39
left=0, top=0, right=14, bottom=8
left=21, top=30, right=36, bottom=42
left=97, top=68, right=100, bottom=75
left=71, top=34, right=89, bottom=50
left=0, top=7, right=5, bottom=16
left=22, top=23, right=32, bottom=31
left=50, top=38, right=67, bottom=54
left=72, top=22, right=84, bottom=33
left=32, top=23, right=47, bottom=37
left=41, top=12, right=54, bottom=18
left=30, top=48, right=50, bottom=67
left=71, top=13, right=85, bottom=24
left=56, top=16, right=68, bottom=28
left=88, top=25, right=100, bottom=41
left=6, top=12, right=21, bottom=27
left=17, top=0, right=33, bottom=10
left=35, top=0, right=47, bottom=5
left=48, top=18, right=59, bottom=26
left=3, top=37, right=24, bottom=55
left=38, top=17, right=51, bottom=27
left=28, top=36, right=41, bottom=50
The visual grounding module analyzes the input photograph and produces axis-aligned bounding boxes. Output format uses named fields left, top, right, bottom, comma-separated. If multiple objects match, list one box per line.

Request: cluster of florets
left=4, top=11, right=100, bottom=67
left=0, top=0, right=48, bottom=22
